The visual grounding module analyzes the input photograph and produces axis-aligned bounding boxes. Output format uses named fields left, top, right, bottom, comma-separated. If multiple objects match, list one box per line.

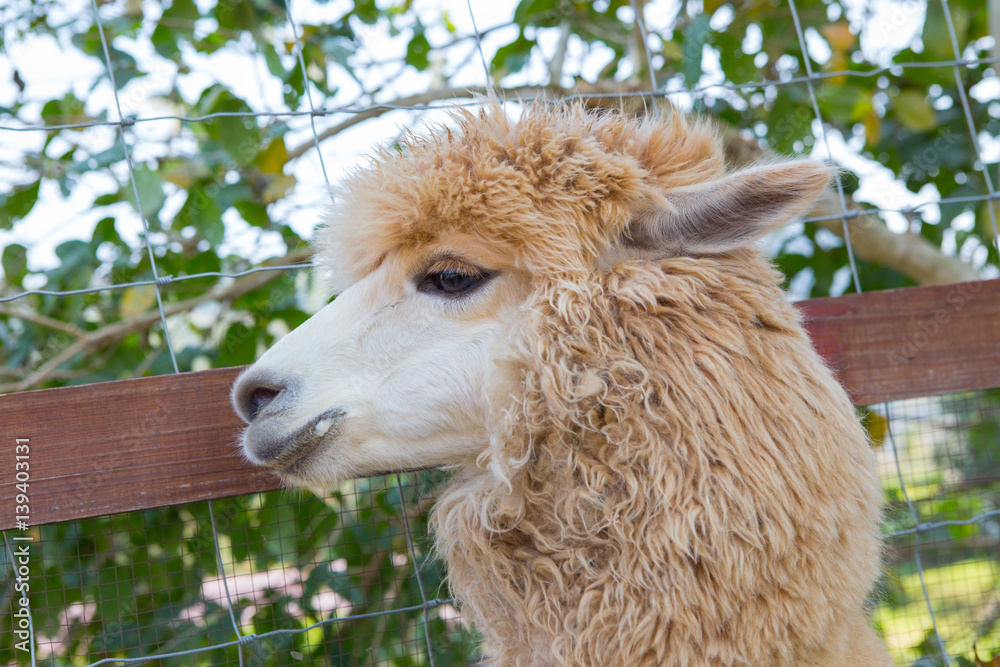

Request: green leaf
left=164, top=0, right=199, bottom=22
left=41, top=93, right=88, bottom=125
left=235, top=200, right=270, bottom=228
left=120, top=284, right=158, bottom=319
left=262, top=44, right=288, bottom=79
left=71, top=28, right=142, bottom=88
left=0, top=180, right=41, bottom=229
left=894, top=90, right=938, bottom=133
left=2, top=243, right=28, bottom=286
left=405, top=23, right=431, bottom=70
left=703, top=0, right=723, bottom=14
left=713, top=32, right=756, bottom=85
left=262, top=174, right=296, bottom=204
left=325, top=36, right=361, bottom=84
left=181, top=249, right=222, bottom=280
left=215, top=0, right=258, bottom=32
left=91, top=217, right=124, bottom=247
left=254, top=137, right=287, bottom=174
left=817, top=85, right=867, bottom=125
left=682, top=14, right=711, bottom=85
left=513, top=0, right=566, bottom=28
left=491, top=30, right=536, bottom=77
left=284, top=63, right=304, bottom=108
left=175, top=182, right=224, bottom=245
left=353, top=0, right=380, bottom=24
left=160, top=158, right=210, bottom=189
left=198, top=87, right=261, bottom=165
left=150, top=23, right=179, bottom=60
left=86, top=145, right=125, bottom=170
left=921, top=2, right=968, bottom=59
left=54, top=239, right=94, bottom=269
left=978, top=200, right=1000, bottom=243
left=128, top=167, right=166, bottom=217
left=767, top=89, right=812, bottom=154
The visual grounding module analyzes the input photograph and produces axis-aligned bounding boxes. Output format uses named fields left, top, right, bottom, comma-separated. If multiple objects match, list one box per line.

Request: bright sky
left=0, top=0, right=996, bottom=288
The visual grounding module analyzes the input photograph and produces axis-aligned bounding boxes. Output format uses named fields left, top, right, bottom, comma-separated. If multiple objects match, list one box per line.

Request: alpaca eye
left=421, top=268, right=484, bottom=296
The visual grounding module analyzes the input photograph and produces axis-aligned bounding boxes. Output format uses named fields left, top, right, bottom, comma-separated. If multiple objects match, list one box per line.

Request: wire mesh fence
left=0, top=0, right=999, bottom=664
left=874, top=390, right=1000, bottom=664
left=2, top=472, right=476, bottom=666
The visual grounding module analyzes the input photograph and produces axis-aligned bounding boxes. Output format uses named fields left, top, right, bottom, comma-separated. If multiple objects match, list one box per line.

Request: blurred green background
left=1, top=0, right=998, bottom=664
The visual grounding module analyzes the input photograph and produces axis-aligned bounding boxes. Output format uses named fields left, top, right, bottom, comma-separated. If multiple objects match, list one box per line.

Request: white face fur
left=232, top=248, right=524, bottom=489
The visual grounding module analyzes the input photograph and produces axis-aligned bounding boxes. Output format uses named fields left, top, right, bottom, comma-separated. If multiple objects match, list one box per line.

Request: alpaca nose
left=250, top=386, right=280, bottom=415
left=233, top=374, right=288, bottom=423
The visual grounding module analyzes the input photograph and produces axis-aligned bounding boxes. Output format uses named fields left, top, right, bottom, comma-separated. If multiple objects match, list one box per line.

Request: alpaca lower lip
left=264, top=409, right=344, bottom=473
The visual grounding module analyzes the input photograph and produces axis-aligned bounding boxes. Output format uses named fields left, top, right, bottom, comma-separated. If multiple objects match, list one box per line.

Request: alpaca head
left=231, top=103, right=830, bottom=489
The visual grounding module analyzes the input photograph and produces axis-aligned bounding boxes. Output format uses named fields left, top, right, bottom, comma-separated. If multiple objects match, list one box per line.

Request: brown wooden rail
left=2, top=279, right=998, bottom=531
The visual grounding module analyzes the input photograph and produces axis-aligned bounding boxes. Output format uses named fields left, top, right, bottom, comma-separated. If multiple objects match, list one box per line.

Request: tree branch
left=285, top=86, right=551, bottom=162
left=629, top=0, right=653, bottom=88
left=0, top=249, right=312, bottom=394
left=547, top=22, right=571, bottom=87
left=0, top=306, right=87, bottom=338
left=811, top=189, right=979, bottom=285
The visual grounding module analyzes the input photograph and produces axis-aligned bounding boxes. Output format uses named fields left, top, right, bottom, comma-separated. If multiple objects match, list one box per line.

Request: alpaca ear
left=620, top=161, right=831, bottom=256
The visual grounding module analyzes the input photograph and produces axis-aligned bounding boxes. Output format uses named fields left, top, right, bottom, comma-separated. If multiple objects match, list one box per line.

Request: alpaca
left=231, top=103, right=892, bottom=666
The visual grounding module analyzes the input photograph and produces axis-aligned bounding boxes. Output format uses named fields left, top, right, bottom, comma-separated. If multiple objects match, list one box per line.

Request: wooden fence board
left=1, top=367, right=274, bottom=531
left=2, top=279, right=999, bottom=530
left=798, top=279, right=1000, bottom=406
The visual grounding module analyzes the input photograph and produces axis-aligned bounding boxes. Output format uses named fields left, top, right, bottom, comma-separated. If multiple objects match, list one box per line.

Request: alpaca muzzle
left=241, top=407, right=346, bottom=474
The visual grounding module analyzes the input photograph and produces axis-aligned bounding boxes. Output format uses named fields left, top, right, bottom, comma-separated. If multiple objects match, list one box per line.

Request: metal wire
left=786, top=0, right=861, bottom=294
left=2, top=55, right=998, bottom=134
left=3, top=531, right=38, bottom=667
left=4, top=5, right=445, bottom=659
left=82, top=600, right=453, bottom=666
left=889, top=5, right=1000, bottom=652
left=886, top=403, right=952, bottom=666
left=782, top=2, right=964, bottom=663
left=396, top=476, right=438, bottom=667
left=884, top=508, right=1000, bottom=540
left=288, top=6, right=444, bottom=664
left=4, top=189, right=1000, bottom=307
left=90, top=2, right=245, bottom=663
left=465, top=0, right=492, bottom=91
left=628, top=0, right=659, bottom=94
left=939, top=0, right=1000, bottom=256
left=285, top=3, right=336, bottom=208
left=2, top=2, right=999, bottom=665
left=207, top=501, right=247, bottom=667
left=0, top=264, right=314, bottom=303
left=90, top=0, right=178, bottom=375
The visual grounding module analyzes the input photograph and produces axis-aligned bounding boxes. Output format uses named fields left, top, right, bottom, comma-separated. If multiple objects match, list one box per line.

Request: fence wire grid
left=0, top=0, right=999, bottom=664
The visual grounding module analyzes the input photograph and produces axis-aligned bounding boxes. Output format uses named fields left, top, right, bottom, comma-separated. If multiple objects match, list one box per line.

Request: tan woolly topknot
left=261, top=103, right=892, bottom=665
left=315, top=103, right=726, bottom=290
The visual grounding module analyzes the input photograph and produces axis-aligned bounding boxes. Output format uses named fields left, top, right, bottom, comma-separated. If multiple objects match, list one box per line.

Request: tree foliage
left=1, top=0, right=999, bottom=664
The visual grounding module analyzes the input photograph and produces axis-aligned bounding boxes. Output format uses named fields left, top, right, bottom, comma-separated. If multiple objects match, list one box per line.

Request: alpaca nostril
left=250, top=387, right=280, bottom=417
left=234, top=377, right=287, bottom=423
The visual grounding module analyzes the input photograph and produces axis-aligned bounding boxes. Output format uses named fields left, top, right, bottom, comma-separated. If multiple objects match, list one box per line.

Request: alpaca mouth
left=254, top=408, right=345, bottom=474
